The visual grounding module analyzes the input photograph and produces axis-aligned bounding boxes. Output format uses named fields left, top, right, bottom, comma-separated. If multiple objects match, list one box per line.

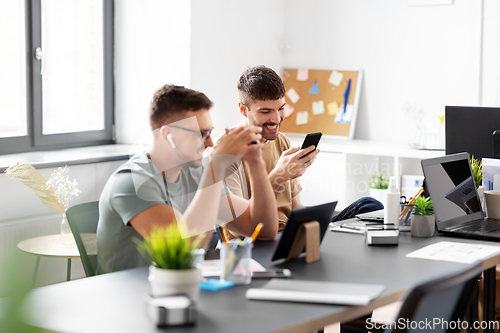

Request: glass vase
left=61, top=213, right=74, bottom=245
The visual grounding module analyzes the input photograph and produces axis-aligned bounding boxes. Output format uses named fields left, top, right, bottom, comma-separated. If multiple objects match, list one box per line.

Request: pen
left=250, top=222, right=264, bottom=242
left=342, top=78, right=351, bottom=119
left=399, top=187, right=424, bottom=220
left=340, top=224, right=363, bottom=231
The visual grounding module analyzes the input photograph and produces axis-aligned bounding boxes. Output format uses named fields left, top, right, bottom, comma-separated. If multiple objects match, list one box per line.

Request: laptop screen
left=421, top=153, right=484, bottom=230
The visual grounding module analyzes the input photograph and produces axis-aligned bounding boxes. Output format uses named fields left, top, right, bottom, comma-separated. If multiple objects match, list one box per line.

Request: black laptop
left=421, top=152, right=500, bottom=241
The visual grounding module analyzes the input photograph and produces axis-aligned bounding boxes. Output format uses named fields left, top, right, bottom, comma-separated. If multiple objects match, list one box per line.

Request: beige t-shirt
left=219, top=120, right=302, bottom=234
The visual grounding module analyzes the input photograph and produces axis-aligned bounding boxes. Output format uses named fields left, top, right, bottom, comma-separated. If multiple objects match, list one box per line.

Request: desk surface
left=21, top=230, right=500, bottom=333
left=18, top=234, right=97, bottom=259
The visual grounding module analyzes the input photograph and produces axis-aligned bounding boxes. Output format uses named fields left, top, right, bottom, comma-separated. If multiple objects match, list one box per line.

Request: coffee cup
left=484, top=190, right=500, bottom=219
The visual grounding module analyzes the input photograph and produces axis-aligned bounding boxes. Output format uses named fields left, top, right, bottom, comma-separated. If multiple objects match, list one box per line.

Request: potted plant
left=410, top=196, right=435, bottom=237
left=369, top=172, right=390, bottom=206
left=134, top=222, right=203, bottom=301
left=471, top=155, right=485, bottom=212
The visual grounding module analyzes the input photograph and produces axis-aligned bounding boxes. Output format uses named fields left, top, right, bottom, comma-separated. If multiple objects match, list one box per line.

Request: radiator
left=0, top=214, right=61, bottom=262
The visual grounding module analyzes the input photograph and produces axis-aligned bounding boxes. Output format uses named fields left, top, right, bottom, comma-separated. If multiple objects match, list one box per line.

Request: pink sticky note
left=284, top=104, right=295, bottom=117
left=297, top=68, right=309, bottom=81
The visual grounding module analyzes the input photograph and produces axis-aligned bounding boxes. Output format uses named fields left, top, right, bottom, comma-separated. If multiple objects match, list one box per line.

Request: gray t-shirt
left=96, top=151, right=207, bottom=273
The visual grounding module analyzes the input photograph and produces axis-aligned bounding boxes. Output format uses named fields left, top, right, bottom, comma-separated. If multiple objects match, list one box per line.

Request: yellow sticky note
left=327, top=101, right=339, bottom=116
left=439, top=115, right=445, bottom=125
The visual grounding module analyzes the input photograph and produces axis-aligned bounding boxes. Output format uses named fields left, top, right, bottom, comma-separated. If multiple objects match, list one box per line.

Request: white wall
left=481, top=0, right=500, bottom=106
left=190, top=0, right=286, bottom=138
left=115, top=1, right=498, bottom=144
left=283, top=0, right=483, bottom=143
left=114, top=0, right=191, bottom=144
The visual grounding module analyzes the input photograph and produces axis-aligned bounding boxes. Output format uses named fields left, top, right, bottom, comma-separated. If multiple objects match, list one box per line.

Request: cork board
left=281, top=68, right=362, bottom=139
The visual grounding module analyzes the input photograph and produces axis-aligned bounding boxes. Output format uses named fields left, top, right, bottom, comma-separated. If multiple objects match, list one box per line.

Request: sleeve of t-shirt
left=108, top=171, right=166, bottom=226
left=222, top=160, right=248, bottom=199
left=280, top=134, right=303, bottom=198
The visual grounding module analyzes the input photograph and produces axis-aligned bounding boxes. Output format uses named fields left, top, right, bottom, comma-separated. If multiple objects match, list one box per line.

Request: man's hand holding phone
left=269, top=133, right=321, bottom=186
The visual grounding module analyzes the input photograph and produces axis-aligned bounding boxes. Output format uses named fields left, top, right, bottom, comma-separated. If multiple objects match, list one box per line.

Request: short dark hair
left=237, top=65, right=285, bottom=105
left=149, top=84, right=213, bottom=130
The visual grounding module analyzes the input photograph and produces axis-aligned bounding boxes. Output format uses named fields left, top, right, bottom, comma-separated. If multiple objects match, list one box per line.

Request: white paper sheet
left=406, top=241, right=500, bottom=264
left=312, top=101, right=325, bottom=115
left=286, top=88, right=300, bottom=104
left=328, top=71, right=344, bottom=86
left=296, top=111, right=309, bottom=125
left=201, top=259, right=266, bottom=277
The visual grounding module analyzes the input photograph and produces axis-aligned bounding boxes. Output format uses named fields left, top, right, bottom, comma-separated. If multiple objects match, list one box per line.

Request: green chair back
left=66, top=201, right=99, bottom=277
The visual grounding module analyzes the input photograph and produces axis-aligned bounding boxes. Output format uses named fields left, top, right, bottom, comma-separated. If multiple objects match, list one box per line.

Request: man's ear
left=238, top=102, right=247, bottom=117
left=160, top=126, right=176, bottom=149
left=160, top=125, right=169, bottom=140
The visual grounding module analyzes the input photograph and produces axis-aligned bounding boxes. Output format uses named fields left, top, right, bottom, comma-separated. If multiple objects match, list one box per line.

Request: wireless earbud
left=166, top=133, right=176, bottom=149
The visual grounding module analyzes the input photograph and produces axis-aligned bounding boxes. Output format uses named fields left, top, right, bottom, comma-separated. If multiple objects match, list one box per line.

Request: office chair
left=342, top=262, right=482, bottom=333
left=66, top=201, right=99, bottom=277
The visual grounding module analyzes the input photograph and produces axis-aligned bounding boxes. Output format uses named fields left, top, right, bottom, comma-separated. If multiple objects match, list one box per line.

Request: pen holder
left=400, top=204, right=414, bottom=230
left=220, top=240, right=252, bottom=285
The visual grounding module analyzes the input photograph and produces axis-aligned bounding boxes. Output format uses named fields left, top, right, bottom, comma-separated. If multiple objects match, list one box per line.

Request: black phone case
left=300, top=132, right=322, bottom=158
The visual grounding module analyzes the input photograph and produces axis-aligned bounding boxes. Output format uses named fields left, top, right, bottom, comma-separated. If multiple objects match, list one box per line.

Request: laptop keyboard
left=456, top=219, right=500, bottom=234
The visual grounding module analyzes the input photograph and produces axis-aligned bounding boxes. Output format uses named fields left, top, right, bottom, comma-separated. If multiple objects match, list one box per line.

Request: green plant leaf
left=369, top=172, right=390, bottom=190
left=470, top=155, right=483, bottom=188
left=412, top=196, right=434, bottom=216
left=133, top=219, right=203, bottom=270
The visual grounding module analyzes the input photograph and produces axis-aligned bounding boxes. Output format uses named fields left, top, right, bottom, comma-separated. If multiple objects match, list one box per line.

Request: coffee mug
left=484, top=190, right=500, bottom=219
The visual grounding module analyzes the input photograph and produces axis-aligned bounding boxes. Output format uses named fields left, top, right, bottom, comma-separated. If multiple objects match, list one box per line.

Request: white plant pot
left=411, top=215, right=435, bottom=237
left=369, top=188, right=388, bottom=208
left=477, top=185, right=486, bottom=215
left=148, top=266, right=201, bottom=301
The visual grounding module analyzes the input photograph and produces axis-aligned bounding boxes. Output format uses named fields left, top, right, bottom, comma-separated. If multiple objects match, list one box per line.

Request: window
left=0, top=0, right=113, bottom=154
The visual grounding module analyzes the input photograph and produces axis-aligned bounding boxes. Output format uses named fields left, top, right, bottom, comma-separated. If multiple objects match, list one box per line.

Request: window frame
left=0, top=0, right=114, bottom=155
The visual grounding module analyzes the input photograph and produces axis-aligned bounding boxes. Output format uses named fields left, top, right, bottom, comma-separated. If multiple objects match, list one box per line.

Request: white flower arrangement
left=5, top=163, right=81, bottom=212
left=47, top=166, right=81, bottom=210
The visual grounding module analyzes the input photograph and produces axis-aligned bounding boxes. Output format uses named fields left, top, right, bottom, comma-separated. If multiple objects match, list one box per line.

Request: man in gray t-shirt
left=97, top=85, right=279, bottom=273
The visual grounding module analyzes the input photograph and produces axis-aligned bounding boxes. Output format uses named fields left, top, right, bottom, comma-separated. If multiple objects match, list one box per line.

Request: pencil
left=250, top=223, right=264, bottom=242
left=399, top=187, right=424, bottom=220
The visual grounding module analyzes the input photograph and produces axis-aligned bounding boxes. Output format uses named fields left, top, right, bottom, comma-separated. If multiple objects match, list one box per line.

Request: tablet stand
left=285, top=221, right=320, bottom=263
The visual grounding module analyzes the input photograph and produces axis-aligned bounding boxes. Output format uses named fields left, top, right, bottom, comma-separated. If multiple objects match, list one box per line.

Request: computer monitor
left=445, top=106, right=500, bottom=160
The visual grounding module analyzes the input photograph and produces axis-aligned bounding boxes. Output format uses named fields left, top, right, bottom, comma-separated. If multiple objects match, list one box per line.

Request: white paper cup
left=484, top=190, right=500, bottom=219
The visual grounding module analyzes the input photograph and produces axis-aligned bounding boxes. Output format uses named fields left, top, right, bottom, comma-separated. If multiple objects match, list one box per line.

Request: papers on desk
left=330, top=221, right=382, bottom=234
left=201, top=259, right=266, bottom=277
left=246, top=279, right=385, bottom=306
left=406, top=241, right=500, bottom=264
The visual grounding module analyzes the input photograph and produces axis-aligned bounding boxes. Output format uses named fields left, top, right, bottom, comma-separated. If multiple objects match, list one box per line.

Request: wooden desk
left=18, top=234, right=97, bottom=286
left=20, top=231, right=499, bottom=333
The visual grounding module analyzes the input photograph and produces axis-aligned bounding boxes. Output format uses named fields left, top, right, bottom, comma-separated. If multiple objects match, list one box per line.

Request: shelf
left=288, top=136, right=445, bottom=160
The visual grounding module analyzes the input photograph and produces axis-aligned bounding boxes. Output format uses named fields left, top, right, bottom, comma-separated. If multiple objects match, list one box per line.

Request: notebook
left=245, top=279, right=385, bottom=305
left=421, top=152, right=500, bottom=241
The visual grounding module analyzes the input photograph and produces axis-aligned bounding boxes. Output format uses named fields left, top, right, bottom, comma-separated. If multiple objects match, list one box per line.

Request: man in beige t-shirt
left=221, top=65, right=382, bottom=240
left=224, top=118, right=307, bottom=232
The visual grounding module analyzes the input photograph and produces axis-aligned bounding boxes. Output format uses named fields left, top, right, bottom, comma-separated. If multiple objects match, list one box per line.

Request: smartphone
left=251, top=269, right=292, bottom=279
left=300, top=132, right=322, bottom=159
